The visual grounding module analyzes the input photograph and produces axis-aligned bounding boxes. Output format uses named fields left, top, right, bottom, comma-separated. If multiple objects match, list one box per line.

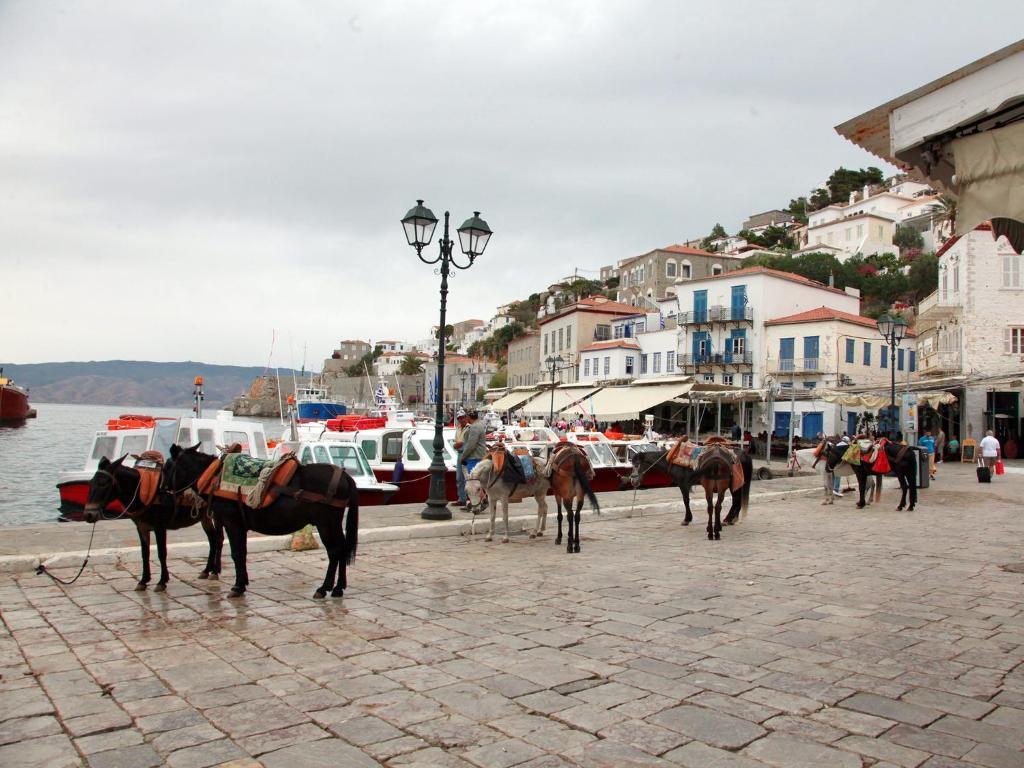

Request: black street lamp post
left=402, top=200, right=492, bottom=520
left=544, top=354, right=565, bottom=425
left=876, top=313, right=908, bottom=437
left=459, top=370, right=468, bottom=405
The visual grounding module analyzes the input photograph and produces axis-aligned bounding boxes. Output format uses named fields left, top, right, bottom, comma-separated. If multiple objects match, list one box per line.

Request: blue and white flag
left=659, top=313, right=666, bottom=329
left=374, top=383, right=388, bottom=407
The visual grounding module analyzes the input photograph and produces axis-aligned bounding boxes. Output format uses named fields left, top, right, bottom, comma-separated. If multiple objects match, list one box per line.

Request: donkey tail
left=345, top=474, right=359, bottom=564
left=574, top=456, right=600, bottom=514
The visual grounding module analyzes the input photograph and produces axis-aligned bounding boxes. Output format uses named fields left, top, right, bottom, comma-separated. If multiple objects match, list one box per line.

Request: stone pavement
left=1, top=462, right=1022, bottom=767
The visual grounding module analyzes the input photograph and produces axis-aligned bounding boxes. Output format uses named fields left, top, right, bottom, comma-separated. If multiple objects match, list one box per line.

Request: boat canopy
left=561, top=379, right=695, bottom=421
left=519, top=386, right=601, bottom=418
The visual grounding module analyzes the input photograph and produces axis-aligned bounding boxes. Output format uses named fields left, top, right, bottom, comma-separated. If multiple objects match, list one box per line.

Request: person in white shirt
left=979, top=430, right=1002, bottom=474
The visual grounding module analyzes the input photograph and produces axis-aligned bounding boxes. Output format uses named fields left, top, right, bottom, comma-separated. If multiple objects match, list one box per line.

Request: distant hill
left=0, top=360, right=300, bottom=408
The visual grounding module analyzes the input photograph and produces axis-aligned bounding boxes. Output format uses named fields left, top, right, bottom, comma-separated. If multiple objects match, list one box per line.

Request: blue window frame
left=803, top=336, right=819, bottom=369
left=863, top=342, right=871, bottom=366
left=897, top=348, right=905, bottom=371
left=730, top=285, right=747, bottom=320
left=881, top=345, right=888, bottom=368
left=845, top=339, right=855, bottom=364
left=779, top=337, right=794, bottom=369
left=909, top=351, right=916, bottom=372
left=693, top=290, right=708, bottom=323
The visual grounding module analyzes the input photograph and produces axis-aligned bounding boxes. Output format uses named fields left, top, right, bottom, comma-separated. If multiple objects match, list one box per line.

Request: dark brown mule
left=170, top=445, right=359, bottom=599
left=548, top=444, right=599, bottom=553
left=84, top=450, right=224, bottom=591
left=696, top=437, right=741, bottom=541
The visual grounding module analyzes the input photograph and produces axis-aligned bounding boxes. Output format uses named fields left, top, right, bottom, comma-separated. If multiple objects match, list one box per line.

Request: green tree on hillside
left=701, top=223, right=728, bottom=250
left=824, top=167, right=885, bottom=205
left=893, top=225, right=924, bottom=253
left=345, top=345, right=384, bottom=377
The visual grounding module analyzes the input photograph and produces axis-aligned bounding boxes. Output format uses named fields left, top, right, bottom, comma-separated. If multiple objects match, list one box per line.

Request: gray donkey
left=465, top=456, right=550, bottom=543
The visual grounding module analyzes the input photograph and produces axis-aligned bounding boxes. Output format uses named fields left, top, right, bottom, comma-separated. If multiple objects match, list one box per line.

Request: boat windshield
left=582, top=443, right=617, bottom=467
left=152, top=420, right=179, bottom=458
left=327, top=445, right=370, bottom=476
left=91, top=435, right=118, bottom=461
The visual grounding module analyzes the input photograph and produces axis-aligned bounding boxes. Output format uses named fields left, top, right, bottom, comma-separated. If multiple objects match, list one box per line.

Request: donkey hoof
left=856, top=502, right=866, bottom=509
left=154, top=583, right=167, bottom=593
left=134, top=582, right=148, bottom=592
left=707, top=532, right=714, bottom=540
left=566, top=546, right=573, bottom=554
left=529, top=533, right=536, bottom=539
left=197, top=571, right=209, bottom=580
left=208, top=573, right=219, bottom=581
left=331, top=588, right=344, bottom=598
left=714, top=533, right=721, bottom=540
left=313, top=589, right=327, bottom=599
left=682, top=520, right=690, bottom=526
left=573, top=544, right=580, bottom=553
left=502, top=537, right=509, bottom=544
left=228, top=587, right=245, bottom=598
left=484, top=536, right=492, bottom=543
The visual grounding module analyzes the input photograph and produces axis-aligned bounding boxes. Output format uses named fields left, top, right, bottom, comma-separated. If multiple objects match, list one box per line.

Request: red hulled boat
left=0, top=374, right=31, bottom=422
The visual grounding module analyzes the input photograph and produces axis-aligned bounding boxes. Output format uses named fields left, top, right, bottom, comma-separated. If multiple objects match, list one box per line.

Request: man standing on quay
left=460, top=410, right=488, bottom=476
left=453, top=409, right=468, bottom=507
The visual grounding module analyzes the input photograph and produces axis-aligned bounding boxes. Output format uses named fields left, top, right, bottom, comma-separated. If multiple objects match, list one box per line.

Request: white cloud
left=1, top=0, right=1021, bottom=364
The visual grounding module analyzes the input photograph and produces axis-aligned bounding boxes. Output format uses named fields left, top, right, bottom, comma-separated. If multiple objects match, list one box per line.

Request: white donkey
left=465, top=457, right=550, bottom=543
left=794, top=442, right=861, bottom=506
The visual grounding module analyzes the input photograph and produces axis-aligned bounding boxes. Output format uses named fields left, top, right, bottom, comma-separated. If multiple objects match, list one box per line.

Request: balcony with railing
left=918, top=349, right=962, bottom=377
left=767, top=357, right=820, bottom=375
left=679, top=351, right=754, bottom=371
left=679, top=305, right=754, bottom=325
left=917, top=289, right=962, bottom=320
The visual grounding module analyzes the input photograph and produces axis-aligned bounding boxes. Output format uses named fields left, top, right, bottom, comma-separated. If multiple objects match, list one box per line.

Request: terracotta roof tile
left=685, top=265, right=850, bottom=295
left=765, top=305, right=916, bottom=336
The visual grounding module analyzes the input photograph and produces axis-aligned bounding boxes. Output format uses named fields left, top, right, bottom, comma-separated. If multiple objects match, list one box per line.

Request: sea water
left=0, top=403, right=284, bottom=526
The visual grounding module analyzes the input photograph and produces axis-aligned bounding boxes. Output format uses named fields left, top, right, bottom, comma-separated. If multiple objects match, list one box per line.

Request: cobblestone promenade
left=2, top=464, right=1022, bottom=767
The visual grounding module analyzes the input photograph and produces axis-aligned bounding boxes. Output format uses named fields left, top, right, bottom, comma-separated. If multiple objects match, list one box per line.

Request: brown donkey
left=547, top=444, right=599, bottom=554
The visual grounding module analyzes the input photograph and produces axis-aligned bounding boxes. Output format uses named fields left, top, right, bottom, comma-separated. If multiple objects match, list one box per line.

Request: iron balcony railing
left=679, top=351, right=754, bottom=368
left=769, top=357, right=820, bottom=374
left=679, top=305, right=754, bottom=324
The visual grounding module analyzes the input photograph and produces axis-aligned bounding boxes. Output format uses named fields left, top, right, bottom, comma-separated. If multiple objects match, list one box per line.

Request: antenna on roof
left=828, top=270, right=835, bottom=288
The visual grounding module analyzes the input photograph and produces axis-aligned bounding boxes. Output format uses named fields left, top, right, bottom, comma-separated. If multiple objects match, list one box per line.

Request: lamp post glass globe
left=891, top=316, right=908, bottom=342
left=402, top=200, right=438, bottom=249
left=876, top=313, right=894, bottom=340
left=457, top=212, right=492, bottom=258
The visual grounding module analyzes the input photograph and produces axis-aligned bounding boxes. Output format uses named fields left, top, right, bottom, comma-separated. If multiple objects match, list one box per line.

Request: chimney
left=828, top=270, right=835, bottom=288
left=849, top=191, right=856, bottom=205
left=863, top=183, right=870, bottom=200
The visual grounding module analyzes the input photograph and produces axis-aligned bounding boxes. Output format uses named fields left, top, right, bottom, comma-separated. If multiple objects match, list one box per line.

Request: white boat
left=56, top=411, right=270, bottom=520
left=270, top=439, right=398, bottom=506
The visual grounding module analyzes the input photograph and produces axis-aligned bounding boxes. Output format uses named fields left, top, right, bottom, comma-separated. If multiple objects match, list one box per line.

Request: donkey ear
left=113, top=454, right=128, bottom=467
left=188, top=442, right=201, bottom=453
left=169, top=444, right=181, bottom=458
left=98, top=456, right=111, bottom=469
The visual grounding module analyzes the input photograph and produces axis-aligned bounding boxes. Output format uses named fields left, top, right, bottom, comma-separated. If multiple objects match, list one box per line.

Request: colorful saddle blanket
left=213, top=454, right=298, bottom=508
left=666, top=438, right=701, bottom=468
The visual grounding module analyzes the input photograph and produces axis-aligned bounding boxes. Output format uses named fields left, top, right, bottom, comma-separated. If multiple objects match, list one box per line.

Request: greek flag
left=374, top=383, right=388, bottom=407
left=659, top=313, right=666, bottom=329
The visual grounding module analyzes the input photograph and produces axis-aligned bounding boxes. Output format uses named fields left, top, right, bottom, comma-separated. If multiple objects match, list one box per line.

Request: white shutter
left=1006, top=327, right=1013, bottom=354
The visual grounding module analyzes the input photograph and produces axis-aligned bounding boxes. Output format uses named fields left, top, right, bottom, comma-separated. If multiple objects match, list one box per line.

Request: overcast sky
left=2, top=2, right=1021, bottom=367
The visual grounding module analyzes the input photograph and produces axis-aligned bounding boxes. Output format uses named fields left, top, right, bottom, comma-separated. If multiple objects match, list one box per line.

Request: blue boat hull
left=297, top=401, right=347, bottom=420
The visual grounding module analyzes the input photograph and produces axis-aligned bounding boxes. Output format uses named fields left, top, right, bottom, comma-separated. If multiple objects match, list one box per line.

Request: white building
left=375, top=340, right=411, bottom=354
left=916, top=223, right=1023, bottom=447
left=763, top=307, right=917, bottom=438
left=577, top=339, right=641, bottom=383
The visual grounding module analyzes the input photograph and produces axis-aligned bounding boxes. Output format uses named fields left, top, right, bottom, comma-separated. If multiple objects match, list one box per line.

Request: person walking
left=979, top=429, right=1002, bottom=477
left=935, top=427, right=946, bottom=464
left=919, top=429, right=937, bottom=480
left=452, top=409, right=469, bottom=507
left=832, top=432, right=850, bottom=497
left=460, top=410, right=488, bottom=476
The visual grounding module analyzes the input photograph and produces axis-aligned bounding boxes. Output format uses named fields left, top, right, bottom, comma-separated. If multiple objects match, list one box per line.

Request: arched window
left=666, top=260, right=677, bottom=278
left=680, top=260, right=692, bottom=279
left=711, top=263, right=723, bottom=276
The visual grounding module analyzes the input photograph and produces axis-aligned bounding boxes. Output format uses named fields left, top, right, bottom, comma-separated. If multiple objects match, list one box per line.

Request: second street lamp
left=402, top=200, right=492, bottom=520
left=876, top=313, right=908, bottom=438
left=545, top=354, right=565, bottom=425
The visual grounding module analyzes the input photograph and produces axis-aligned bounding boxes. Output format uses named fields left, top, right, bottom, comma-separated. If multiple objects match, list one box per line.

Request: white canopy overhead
left=816, top=390, right=958, bottom=409
left=490, top=388, right=539, bottom=412
left=953, top=121, right=1024, bottom=237
left=520, top=386, right=601, bottom=418
left=560, top=379, right=695, bottom=421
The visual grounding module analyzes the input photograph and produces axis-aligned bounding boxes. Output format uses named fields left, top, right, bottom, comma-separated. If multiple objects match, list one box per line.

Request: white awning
left=560, top=380, right=695, bottom=421
left=816, top=390, right=958, bottom=409
left=953, top=121, right=1024, bottom=240
left=490, top=388, right=539, bottom=412
left=520, top=386, right=601, bottom=418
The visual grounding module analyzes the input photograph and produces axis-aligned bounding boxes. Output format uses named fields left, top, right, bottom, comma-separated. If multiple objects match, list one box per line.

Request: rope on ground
left=36, top=522, right=97, bottom=586
left=626, top=449, right=669, bottom=519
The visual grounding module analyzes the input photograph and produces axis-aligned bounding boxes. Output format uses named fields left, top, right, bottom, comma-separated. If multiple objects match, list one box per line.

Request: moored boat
left=57, top=408, right=271, bottom=520
left=0, top=371, right=31, bottom=422
left=271, top=438, right=398, bottom=506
